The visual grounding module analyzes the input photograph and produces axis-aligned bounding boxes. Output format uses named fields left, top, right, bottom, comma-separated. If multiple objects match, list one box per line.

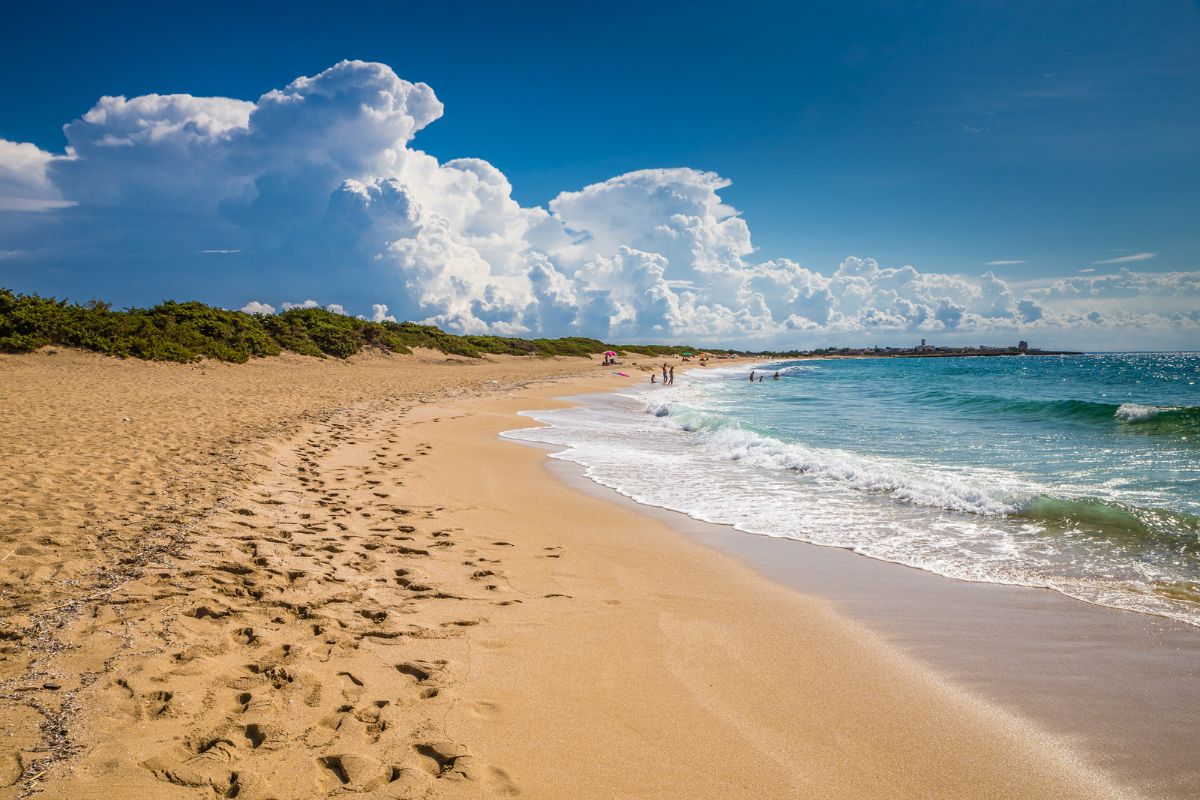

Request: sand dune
left=0, top=350, right=1127, bottom=799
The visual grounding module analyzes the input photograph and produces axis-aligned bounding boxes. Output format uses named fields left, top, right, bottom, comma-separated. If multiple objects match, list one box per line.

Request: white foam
left=698, top=425, right=1021, bottom=516
left=1115, top=403, right=1165, bottom=422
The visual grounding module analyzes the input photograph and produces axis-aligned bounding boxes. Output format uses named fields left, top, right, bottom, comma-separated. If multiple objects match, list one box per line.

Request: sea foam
left=1115, top=402, right=1165, bottom=422
left=663, top=412, right=1021, bottom=516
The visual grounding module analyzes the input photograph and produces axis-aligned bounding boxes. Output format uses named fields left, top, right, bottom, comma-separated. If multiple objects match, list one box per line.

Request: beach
left=0, top=350, right=1168, bottom=799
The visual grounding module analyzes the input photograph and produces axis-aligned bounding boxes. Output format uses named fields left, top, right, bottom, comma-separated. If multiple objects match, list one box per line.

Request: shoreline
left=0, top=352, right=1167, bottom=798
left=501, top=380, right=1199, bottom=799
left=396, top=381, right=1130, bottom=799
left=538, top=456, right=1200, bottom=799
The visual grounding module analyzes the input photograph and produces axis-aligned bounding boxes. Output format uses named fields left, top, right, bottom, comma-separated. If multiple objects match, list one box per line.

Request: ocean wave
left=908, top=391, right=1199, bottom=433
left=775, top=364, right=822, bottom=376
left=1113, top=404, right=1200, bottom=436
left=658, top=415, right=1023, bottom=516
left=1017, top=496, right=1200, bottom=555
left=645, top=400, right=730, bottom=432
left=1116, top=402, right=1175, bottom=422
left=645, top=398, right=1198, bottom=545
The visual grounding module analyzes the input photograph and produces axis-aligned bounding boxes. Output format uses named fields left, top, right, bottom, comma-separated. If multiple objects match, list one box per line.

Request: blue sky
left=1, top=0, right=1198, bottom=348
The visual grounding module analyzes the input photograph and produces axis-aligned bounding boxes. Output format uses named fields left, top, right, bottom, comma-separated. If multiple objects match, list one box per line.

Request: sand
left=0, top=349, right=1131, bottom=799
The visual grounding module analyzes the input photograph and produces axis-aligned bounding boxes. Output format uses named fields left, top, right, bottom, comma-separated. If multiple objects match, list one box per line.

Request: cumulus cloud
left=549, top=169, right=753, bottom=278
left=240, top=301, right=275, bottom=315
left=281, top=299, right=320, bottom=310
left=1, top=60, right=1196, bottom=349
left=371, top=303, right=396, bottom=323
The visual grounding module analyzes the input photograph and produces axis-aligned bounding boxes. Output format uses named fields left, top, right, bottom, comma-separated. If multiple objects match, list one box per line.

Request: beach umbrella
left=681, top=352, right=692, bottom=356
left=603, top=350, right=617, bottom=357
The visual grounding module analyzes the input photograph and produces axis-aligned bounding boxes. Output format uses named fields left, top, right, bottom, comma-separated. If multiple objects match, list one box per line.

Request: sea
left=502, top=353, right=1200, bottom=626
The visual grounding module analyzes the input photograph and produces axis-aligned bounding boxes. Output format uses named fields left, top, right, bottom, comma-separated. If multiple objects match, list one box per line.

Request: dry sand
left=0, top=349, right=1130, bottom=799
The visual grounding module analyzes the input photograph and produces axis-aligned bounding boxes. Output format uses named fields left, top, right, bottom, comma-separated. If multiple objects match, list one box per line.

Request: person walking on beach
left=662, top=363, right=669, bottom=383
left=668, top=365, right=675, bottom=385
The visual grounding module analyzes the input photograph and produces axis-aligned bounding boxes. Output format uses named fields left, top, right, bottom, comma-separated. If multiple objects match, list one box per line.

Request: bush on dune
left=0, top=291, right=284, bottom=362
left=0, top=288, right=738, bottom=363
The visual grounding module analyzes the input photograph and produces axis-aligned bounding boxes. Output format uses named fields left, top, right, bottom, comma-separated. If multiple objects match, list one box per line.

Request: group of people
left=652, top=365, right=781, bottom=385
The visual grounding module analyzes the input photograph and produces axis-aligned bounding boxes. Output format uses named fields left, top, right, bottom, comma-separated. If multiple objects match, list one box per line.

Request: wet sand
left=0, top=350, right=1143, bottom=799
left=547, top=461, right=1200, bottom=799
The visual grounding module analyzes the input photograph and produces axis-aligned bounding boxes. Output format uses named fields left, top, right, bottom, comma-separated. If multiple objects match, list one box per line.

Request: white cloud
left=325, top=303, right=347, bottom=315
left=371, top=303, right=396, bottom=323
left=1030, top=268, right=1199, bottom=302
left=0, top=139, right=73, bottom=211
left=240, top=301, right=274, bottom=315
left=1, top=61, right=1196, bottom=349
left=549, top=169, right=753, bottom=279
left=1093, top=252, right=1155, bottom=265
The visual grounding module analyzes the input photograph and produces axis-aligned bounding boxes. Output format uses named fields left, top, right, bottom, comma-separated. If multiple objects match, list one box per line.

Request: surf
left=507, top=353, right=1200, bottom=626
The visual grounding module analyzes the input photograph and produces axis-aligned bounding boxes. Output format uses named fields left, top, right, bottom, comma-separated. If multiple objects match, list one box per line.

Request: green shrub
left=0, top=287, right=751, bottom=363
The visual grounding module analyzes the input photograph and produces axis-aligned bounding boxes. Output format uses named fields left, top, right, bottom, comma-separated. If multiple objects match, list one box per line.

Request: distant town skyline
left=1, top=0, right=1197, bottom=350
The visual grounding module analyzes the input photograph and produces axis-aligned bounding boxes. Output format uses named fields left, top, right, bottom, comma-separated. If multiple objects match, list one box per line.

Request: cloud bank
left=1, top=60, right=1195, bottom=348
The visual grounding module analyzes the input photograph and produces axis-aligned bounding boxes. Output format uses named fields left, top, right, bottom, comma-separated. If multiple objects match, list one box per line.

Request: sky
left=1, top=0, right=1197, bottom=349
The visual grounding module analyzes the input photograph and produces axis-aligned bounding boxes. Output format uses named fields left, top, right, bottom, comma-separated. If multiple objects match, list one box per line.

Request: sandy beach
left=0, top=350, right=1145, bottom=799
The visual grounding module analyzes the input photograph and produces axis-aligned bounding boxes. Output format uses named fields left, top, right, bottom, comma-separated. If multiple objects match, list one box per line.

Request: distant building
left=917, top=338, right=934, bottom=352
left=1017, top=340, right=1029, bottom=353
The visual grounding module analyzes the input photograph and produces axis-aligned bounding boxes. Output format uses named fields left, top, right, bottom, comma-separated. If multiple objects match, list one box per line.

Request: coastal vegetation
left=0, top=288, right=711, bottom=363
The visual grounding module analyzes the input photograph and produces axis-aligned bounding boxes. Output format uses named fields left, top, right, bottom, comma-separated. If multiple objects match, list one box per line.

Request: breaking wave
left=907, top=392, right=1199, bottom=434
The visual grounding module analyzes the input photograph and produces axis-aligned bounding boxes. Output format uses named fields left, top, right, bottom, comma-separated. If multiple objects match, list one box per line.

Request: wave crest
left=1116, top=403, right=1168, bottom=422
left=912, top=391, right=1198, bottom=434
left=1018, top=496, right=1200, bottom=554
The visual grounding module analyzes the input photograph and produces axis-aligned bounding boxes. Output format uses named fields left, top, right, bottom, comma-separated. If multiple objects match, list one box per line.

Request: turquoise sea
left=504, top=353, right=1200, bottom=625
